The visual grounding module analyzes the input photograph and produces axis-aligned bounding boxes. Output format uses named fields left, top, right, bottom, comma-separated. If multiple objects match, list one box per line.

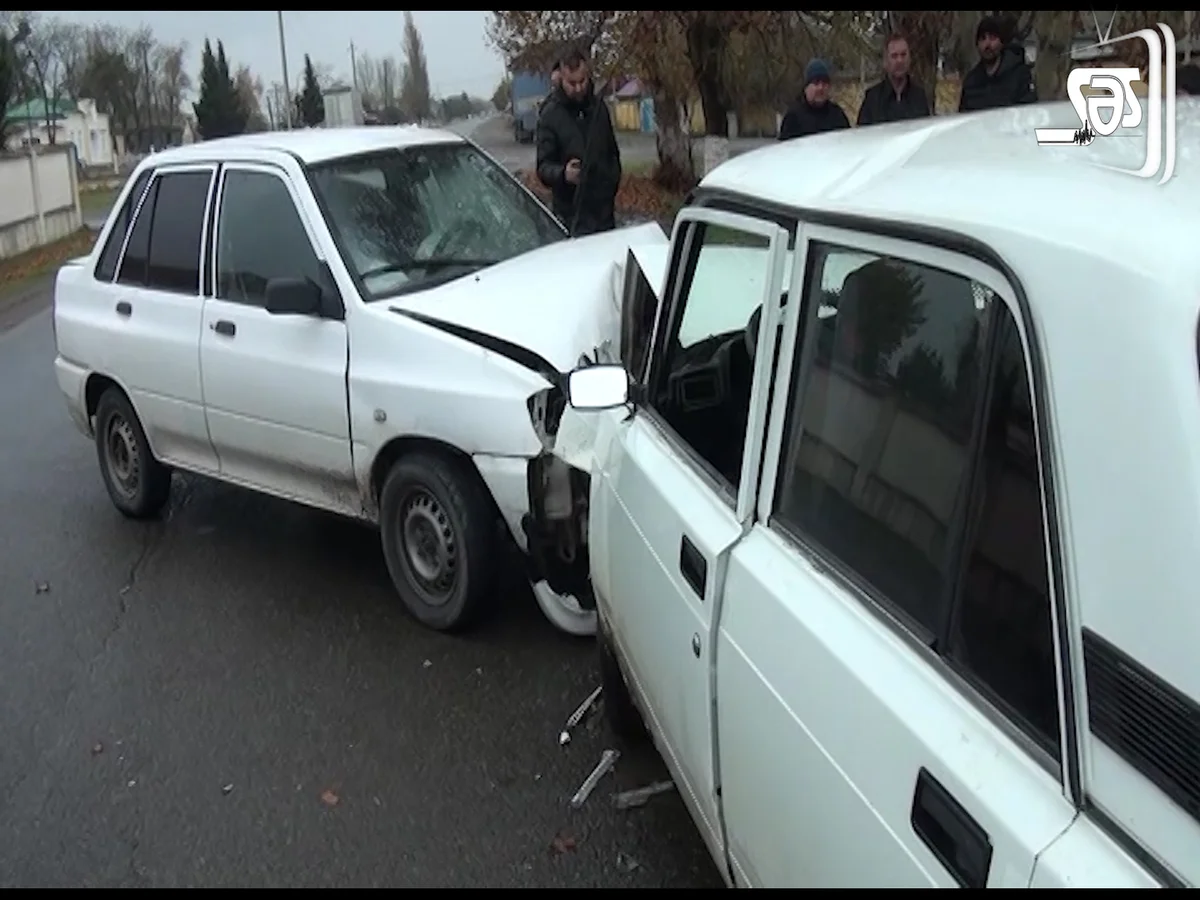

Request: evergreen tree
left=399, top=12, right=431, bottom=123
left=193, top=39, right=248, bottom=140
left=297, top=54, right=325, bottom=128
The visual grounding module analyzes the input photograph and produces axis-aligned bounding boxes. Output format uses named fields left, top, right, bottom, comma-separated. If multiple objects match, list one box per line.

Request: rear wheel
left=379, top=452, right=497, bottom=632
left=93, top=387, right=172, bottom=519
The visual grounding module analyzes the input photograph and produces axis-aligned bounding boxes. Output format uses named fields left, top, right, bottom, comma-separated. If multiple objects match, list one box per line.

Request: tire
left=93, top=387, right=172, bottom=519
left=599, top=625, right=647, bottom=743
left=378, top=452, right=497, bottom=632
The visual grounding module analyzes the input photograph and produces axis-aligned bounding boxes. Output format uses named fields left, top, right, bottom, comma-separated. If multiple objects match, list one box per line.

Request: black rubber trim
left=688, top=185, right=1083, bottom=806
left=389, top=307, right=562, bottom=387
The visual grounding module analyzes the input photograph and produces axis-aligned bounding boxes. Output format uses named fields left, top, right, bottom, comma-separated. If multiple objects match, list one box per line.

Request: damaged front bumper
left=522, top=374, right=606, bottom=617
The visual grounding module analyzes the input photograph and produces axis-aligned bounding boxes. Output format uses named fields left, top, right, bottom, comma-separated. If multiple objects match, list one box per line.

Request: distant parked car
left=52, top=126, right=667, bottom=637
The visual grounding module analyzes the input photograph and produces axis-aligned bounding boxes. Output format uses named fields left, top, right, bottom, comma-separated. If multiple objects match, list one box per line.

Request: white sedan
left=51, top=125, right=666, bottom=637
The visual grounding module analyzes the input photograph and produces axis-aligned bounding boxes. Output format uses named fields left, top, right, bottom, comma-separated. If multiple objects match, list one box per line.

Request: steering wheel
left=428, top=215, right=489, bottom=260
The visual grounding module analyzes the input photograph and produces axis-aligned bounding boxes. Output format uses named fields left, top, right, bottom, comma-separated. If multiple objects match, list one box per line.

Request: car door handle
left=115, top=301, right=132, bottom=317
left=911, top=767, right=992, bottom=889
left=679, top=535, right=707, bottom=598
left=211, top=320, right=236, bottom=338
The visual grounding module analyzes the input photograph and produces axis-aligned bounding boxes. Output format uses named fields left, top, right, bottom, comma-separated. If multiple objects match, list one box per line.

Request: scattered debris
left=34, top=581, right=50, bottom=595
left=222, top=783, right=234, bottom=795
left=616, top=850, right=641, bottom=873
left=91, top=742, right=104, bottom=756
left=127, top=779, right=136, bottom=788
left=560, top=685, right=603, bottom=746
left=549, top=831, right=577, bottom=854
left=570, top=748, right=620, bottom=809
left=613, top=780, right=676, bottom=810
left=320, top=789, right=340, bottom=807
left=422, top=659, right=432, bottom=669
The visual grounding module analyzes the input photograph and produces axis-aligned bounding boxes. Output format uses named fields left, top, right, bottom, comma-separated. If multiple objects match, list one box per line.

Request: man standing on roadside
left=779, top=59, right=851, bottom=140
left=959, top=16, right=1037, bottom=112
left=536, top=45, right=622, bottom=236
left=857, top=34, right=932, bottom=126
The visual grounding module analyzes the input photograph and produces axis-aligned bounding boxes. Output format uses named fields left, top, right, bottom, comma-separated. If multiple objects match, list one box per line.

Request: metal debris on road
left=559, top=684, right=603, bottom=745
left=616, top=850, right=641, bottom=872
left=570, top=748, right=620, bottom=809
left=90, top=742, right=104, bottom=756
left=613, top=779, right=675, bottom=810
left=222, top=783, right=234, bottom=795
left=34, top=581, right=49, bottom=594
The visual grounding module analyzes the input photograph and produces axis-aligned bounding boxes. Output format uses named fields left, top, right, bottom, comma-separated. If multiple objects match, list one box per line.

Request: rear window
left=94, top=170, right=151, bottom=282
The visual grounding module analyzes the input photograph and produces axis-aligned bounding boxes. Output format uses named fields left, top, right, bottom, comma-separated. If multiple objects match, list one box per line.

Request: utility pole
left=350, top=41, right=358, bottom=91
left=277, top=11, right=292, bottom=129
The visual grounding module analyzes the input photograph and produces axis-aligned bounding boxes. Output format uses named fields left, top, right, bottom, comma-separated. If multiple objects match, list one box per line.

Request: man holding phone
left=535, top=44, right=622, bottom=236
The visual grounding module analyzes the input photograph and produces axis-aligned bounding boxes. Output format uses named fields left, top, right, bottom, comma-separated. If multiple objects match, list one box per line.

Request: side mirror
left=264, top=277, right=322, bottom=316
left=566, top=364, right=630, bottom=411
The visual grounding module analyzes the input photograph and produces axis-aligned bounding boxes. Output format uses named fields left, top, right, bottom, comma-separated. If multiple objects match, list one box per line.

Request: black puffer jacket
left=778, top=98, right=851, bottom=141
left=959, top=47, right=1038, bottom=112
left=535, top=84, right=622, bottom=236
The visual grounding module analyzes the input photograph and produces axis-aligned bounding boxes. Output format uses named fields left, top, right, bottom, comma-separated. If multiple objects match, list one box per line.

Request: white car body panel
left=582, top=102, right=1200, bottom=887
left=50, top=126, right=668, bottom=636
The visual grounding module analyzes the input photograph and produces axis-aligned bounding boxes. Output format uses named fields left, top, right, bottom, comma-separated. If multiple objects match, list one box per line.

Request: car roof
left=702, top=99, right=1200, bottom=280
left=143, top=125, right=465, bottom=166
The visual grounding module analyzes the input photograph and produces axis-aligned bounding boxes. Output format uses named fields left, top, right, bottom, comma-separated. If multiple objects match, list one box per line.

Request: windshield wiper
left=411, top=257, right=501, bottom=271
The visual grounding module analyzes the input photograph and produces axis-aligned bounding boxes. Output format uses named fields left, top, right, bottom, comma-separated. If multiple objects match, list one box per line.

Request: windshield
left=309, top=142, right=566, bottom=300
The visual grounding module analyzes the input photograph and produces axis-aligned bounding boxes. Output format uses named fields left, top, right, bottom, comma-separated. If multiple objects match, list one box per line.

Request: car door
left=591, top=206, right=788, bottom=861
left=89, top=164, right=219, bottom=474
left=716, top=224, right=1079, bottom=887
left=200, top=163, right=355, bottom=512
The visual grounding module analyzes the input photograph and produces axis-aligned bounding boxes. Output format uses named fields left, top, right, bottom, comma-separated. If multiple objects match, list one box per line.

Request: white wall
left=0, top=146, right=83, bottom=260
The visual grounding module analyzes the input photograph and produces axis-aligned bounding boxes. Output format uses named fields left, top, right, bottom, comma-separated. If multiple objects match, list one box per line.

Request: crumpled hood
left=388, top=222, right=667, bottom=375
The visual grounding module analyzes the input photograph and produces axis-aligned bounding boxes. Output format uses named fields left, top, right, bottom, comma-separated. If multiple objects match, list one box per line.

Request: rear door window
left=95, top=170, right=151, bottom=282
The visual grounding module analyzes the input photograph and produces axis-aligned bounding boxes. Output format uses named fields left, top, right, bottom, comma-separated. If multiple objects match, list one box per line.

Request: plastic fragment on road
left=560, top=684, right=603, bottom=745
left=570, top=748, right=620, bottom=809
left=613, top=779, right=675, bottom=810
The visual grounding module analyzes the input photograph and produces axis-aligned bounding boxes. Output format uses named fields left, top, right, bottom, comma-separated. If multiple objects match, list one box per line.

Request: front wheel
left=93, top=387, right=172, bottom=519
left=378, top=452, right=497, bottom=632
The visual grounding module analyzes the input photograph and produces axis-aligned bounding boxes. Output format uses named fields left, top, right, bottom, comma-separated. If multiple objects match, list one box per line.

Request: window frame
left=111, top=163, right=217, bottom=294
left=93, top=169, right=151, bottom=283
left=143, top=166, right=217, bottom=298
left=758, top=221, right=1074, bottom=782
left=641, top=205, right=790, bottom=518
left=210, top=162, right=327, bottom=309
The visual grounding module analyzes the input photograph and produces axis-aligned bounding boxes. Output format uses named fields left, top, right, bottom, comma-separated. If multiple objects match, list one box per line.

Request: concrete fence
left=0, top=144, right=83, bottom=261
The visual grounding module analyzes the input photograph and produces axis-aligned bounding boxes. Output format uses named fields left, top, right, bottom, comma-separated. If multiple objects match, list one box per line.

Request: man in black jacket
left=858, top=34, right=932, bottom=126
left=959, top=16, right=1037, bottom=112
left=779, top=59, right=851, bottom=140
left=535, top=46, right=621, bottom=236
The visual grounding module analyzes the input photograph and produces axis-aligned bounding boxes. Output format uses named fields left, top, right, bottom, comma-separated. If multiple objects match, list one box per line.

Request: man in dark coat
left=779, top=59, right=851, bottom=141
left=535, top=45, right=622, bottom=236
left=857, top=33, right=932, bottom=126
left=959, top=16, right=1038, bottom=112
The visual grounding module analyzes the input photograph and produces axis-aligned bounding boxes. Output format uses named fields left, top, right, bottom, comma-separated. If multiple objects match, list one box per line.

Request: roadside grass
left=0, top=229, right=96, bottom=291
left=79, top=187, right=118, bottom=218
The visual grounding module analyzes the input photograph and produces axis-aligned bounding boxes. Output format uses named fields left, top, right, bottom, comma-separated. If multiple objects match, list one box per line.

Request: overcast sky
left=54, top=10, right=506, bottom=100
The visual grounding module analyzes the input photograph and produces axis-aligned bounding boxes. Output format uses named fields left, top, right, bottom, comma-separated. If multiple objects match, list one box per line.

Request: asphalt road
left=0, top=298, right=723, bottom=888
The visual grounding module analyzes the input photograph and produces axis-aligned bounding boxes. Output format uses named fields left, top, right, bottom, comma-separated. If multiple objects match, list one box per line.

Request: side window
left=94, top=170, right=150, bottom=282
left=116, top=178, right=160, bottom=287
left=216, top=169, right=323, bottom=306
left=774, top=242, right=1059, bottom=755
left=146, top=170, right=212, bottom=295
left=649, top=223, right=774, bottom=490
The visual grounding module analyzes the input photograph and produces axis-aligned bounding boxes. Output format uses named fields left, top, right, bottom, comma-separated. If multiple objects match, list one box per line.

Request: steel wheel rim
left=105, top=414, right=141, bottom=499
left=398, top=488, right=459, bottom=606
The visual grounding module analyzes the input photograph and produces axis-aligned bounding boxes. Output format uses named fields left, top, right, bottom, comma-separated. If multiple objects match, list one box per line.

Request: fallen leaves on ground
left=549, top=831, right=577, bottom=855
left=0, top=229, right=97, bottom=288
left=520, top=171, right=685, bottom=227
left=320, top=788, right=340, bottom=807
